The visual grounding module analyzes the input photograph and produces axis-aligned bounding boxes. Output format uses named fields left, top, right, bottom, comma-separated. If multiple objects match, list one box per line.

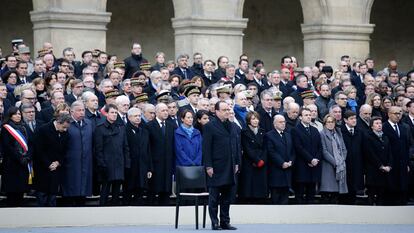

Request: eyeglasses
left=23, top=110, right=35, bottom=114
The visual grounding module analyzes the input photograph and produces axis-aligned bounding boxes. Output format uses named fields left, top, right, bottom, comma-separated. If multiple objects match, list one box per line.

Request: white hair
left=115, top=95, right=130, bottom=105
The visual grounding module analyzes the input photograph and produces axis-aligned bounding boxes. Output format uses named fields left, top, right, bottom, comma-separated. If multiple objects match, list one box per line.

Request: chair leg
left=203, top=202, right=207, bottom=228
left=195, top=197, right=199, bottom=230
left=175, top=197, right=179, bottom=229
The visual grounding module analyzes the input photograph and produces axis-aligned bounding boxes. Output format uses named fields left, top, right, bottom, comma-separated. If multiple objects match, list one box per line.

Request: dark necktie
left=349, top=128, right=354, bottom=136
left=122, top=116, right=127, bottom=124
left=182, top=69, right=187, bottom=79
left=305, top=126, right=310, bottom=134
left=161, top=121, right=166, bottom=135
left=280, top=131, right=286, bottom=143
left=394, top=124, right=400, bottom=137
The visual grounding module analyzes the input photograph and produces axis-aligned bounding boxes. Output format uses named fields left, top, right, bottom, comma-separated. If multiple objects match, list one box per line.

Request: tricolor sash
left=3, top=124, right=34, bottom=184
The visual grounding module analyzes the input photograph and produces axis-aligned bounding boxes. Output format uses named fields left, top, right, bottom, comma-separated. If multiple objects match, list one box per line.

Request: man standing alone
left=203, top=101, right=240, bottom=230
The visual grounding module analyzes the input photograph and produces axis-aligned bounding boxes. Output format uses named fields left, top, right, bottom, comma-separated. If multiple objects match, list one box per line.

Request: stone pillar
left=30, top=0, right=111, bottom=56
left=171, top=0, right=248, bottom=65
left=300, top=0, right=375, bottom=67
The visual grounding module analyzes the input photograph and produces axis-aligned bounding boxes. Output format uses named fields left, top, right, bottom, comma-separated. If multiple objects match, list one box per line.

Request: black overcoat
left=146, top=119, right=175, bottom=193
left=382, top=122, right=410, bottom=192
left=340, top=124, right=365, bottom=192
left=364, top=130, right=392, bottom=188
left=291, top=124, right=322, bottom=183
left=1, top=122, right=31, bottom=193
left=238, top=127, right=267, bottom=198
left=125, top=122, right=152, bottom=190
left=265, top=129, right=295, bottom=188
left=94, top=120, right=130, bottom=181
left=33, top=121, right=69, bottom=193
left=202, top=117, right=241, bottom=187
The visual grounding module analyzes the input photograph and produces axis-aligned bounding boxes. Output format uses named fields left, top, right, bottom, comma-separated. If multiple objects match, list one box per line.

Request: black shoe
left=212, top=224, right=222, bottom=230
left=220, top=223, right=237, bottom=230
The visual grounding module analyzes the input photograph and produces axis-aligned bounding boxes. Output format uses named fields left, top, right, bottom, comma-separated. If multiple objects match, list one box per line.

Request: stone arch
left=0, top=0, right=33, bottom=54
left=106, top=0, right=175, bottom=62
left=242, top=0, right=304, bottom=70
left=370, top=0, right=414, bottom=71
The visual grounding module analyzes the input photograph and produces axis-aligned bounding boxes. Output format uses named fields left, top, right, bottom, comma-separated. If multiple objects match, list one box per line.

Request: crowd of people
left=0, top=39, right=414, bottom=213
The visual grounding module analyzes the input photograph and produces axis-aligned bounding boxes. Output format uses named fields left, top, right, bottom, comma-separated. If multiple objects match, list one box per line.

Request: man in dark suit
left=171, top=54, right=195, bottom=80
left=289, top=74, right=309, bottom=107
left=255, top=90, right=276, bottom=133
left=38, top=91, right=65, bottom=125
left=65, top=79, right=84, bottom=105
left=357, top=104, right=372, bottom=134
left=201, top=60, right=217, bottom=87
left=145, top=103, right=175, bottom=205
left=291, top=107, right=323, bottom=204
left=33, top=113, right=71, bottom=206
left=265, top=114, right=295, bottom=204
left=203, top=101, right=240, bottom=230
left=383, top=106, right=410, bottom=205
left=166, top=99, right=180, bottom=129
left=341, top=111, right=365, bottom=204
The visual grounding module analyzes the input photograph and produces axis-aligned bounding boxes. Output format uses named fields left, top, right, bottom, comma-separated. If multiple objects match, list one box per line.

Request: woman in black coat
left=124, top=108, right=152, bottom=205
left=365, top=116, right=393, bottom=205
left=238, top=111, right=267, bottom=200
left=94, top=104, right=130, bottom=206
left=0, top=107, right=31, bottom=207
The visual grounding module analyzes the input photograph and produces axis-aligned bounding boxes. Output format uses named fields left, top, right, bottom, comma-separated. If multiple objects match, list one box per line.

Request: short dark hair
left=246, top=111, right=260, bottom=126
left=215, top=101, right=227, bottom=111
left=343, top=110, right=357, bottom=119
left=315, top=60, right=325, bottom=68
left=280, top=55, right=291, bottom=64
left=180, top=109, right=194, bottom=120
left=55, top=113, right=72, bottom=124
left=369, top=116, right=382, bottom=127
left=81, top=50, right=92, bottom=58
left=341, top=55, right=350, bottom=61
left=238, top=59, right=249, bottom=65
left=252, top=59, right=264, bottom=68
left=104, top=103, right=118, bottom=113
left=406, top=100, right=414, bottom=109
left=300, top=107, right=311, bottom=116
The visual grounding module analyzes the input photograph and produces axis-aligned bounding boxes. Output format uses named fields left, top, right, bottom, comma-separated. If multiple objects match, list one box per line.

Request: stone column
left=300, top=0, right=375, bottom=67
left=30, top=0, right=111, bottom=56
left=171, top=0, right=248, bottom=65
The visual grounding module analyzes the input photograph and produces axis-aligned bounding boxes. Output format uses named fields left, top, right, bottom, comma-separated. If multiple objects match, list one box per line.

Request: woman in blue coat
left=175, top=109, right=202, bottom=166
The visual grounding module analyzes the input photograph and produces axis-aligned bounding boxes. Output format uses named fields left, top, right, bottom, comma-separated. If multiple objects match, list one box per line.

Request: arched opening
left=370, top=0, right=414, bottom=71
left=0, top=0, right=33, bottom=54
left=106, top=0, right=175, bottom=62
left=243, top=0, right=304, bottom=70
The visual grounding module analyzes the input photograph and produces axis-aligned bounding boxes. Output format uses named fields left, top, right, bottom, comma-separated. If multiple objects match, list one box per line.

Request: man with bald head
left=265, top=114, right=294, bottom=204
left=382, top=106, right=410, bottom=205
left=145, top=103, right=175, bottom=205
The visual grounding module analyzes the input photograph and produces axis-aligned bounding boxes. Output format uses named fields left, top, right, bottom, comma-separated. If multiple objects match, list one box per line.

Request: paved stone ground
left=1, top=224, right=413, bottom=233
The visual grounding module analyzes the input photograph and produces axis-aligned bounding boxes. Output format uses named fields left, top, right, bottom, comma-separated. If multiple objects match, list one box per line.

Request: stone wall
left=370, top=0, right=414, bottom=72
left=0, top=0, right=33, bottom=55
left=243, top=0, right=304, bottom=71
left=106, top=0, right=175, bottom=62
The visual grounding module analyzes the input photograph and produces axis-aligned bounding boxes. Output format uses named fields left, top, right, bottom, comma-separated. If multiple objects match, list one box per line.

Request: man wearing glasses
left=383, top=106, right=410, bottom=205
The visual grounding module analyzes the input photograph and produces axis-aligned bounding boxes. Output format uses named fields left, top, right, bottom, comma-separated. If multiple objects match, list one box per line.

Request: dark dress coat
left=291, top=123, right=323, bottom=183
left=0, top=122, right=31, bottom=193
left=364, top=130, right=393, bottom=188
left=146, top=119, right=175, bottom=193
left=202, top=117, right=241, bottom=187
left=340, top=124, right=365, bottom=192
left=94, top=120, right=130, bottom=181
left=171, top=67, right=195, bottom=80
left=124, top=53, right=148, bottom=79
left=125, top=122, right=152, bottom=190
left=85, top=109, right=104, bottom=129
left=61, top=119, right=94, bottom=197
left=238, top=127, right=267, bottom=198
left=265, top=129, right=295, bottom=188
left=382, top=121, right=410, bottom=192
left=255, top=105, right=276, bottom=133
left=174, top=126, right=202, bottom=166
left=33, top=121, right=69, bottom=194
left=38, top=106, right=54, bottom=125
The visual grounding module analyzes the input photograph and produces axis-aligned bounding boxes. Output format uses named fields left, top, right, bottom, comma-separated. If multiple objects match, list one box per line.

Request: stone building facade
left=0, top=0, right=413, bottom=71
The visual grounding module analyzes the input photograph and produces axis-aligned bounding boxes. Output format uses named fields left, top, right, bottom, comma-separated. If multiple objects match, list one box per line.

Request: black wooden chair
left=175, top=166, right=209, bottom=229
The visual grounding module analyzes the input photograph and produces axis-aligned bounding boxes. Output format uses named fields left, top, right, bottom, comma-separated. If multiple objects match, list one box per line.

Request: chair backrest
left=176, top=166, right=207, bottom=193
